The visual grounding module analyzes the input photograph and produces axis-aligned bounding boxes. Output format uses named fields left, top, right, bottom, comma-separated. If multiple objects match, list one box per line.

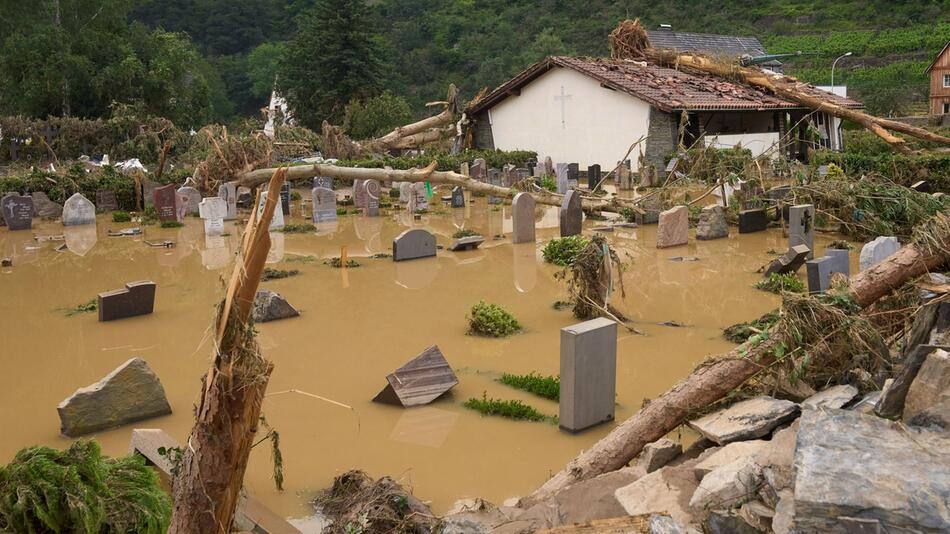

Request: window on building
left=945, top=74, right=950, bottom=88
left=944, top=102, right=950, bottom=114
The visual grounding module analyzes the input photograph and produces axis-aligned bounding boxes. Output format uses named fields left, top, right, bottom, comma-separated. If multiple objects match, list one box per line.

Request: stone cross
left=554, top=85, right=572, bottom=129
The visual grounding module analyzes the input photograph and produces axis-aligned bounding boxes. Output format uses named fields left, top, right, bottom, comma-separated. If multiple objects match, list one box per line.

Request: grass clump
left=159, top=220, right=183, bottom=228
left=325, top=257, right=361, bottom=268
left=754, top=273, right=806, bottom=294
left=262, top=268, right=300, bottom=281
left=467, top=301, right=521, bottom=337
left=64, top=298, right=97, bottom=316
left=542, top=235, right=589, bottom=266
left=112, top=211, right=132, bottom=223
left=452, top=228, right=480, bottom=239
left=498, top=373, right=559, bottom=401
left=0, top=440, right=170, bottom=533
left=463, top=393, right=549, bottom=422
left=723, top=311, right=780, bottom=344
left=540, top=176, right=557, bottom=192
left=285, top=255, right=317, bottom=264
left=279, top=223, right=316, bottom=233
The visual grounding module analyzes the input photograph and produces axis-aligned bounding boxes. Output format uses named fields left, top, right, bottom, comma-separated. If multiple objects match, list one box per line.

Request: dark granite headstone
left=559, top=190, right=582, bottom=237
left=95, top=190, right=118, bottom=212
left=764, top=244, right=811, bottom=276
left=911, top=180, right=930, bottom=193
left=738, top=208, right=768, bottom=233
left=280, top=183, right=291, bottom=215
left=567, top=163, right=579, bottom=188
left=97, top=281, right=156, bottom=322
left=806, top=256, right=834, bottom=293
left=393, top=228, right=436, bottom=261
left=153, top=184, right=179, bottom=222
left=1, top=194, right=33, bottom=230
left=451, top=186, right=465, bottom=208
left=488, top=168, right=502, bottom=204
left=587, top=164, right=601, bottom=189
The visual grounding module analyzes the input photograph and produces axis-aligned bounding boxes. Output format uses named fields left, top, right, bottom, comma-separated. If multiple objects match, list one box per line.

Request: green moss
left=324, top=257, right=361, bottom=268
left=542, top=236, right=589, bottom=267
left=463, top=393, right=549, bottom=422
left=112, top=211, right=132, bottom=223
left=261, top=268, right=300, bottom=281
left=452, top=229, right=480, bottom=239
left=497, top=373, right=559, bottom=401
left=754, top=273, right=806, bottom=294
left=723, top=311, right=780, bottom=344
left=159, top=220, right=183, bottom=228
left=278, top=223, right=316, bottom=233
left=467, top=301, right=521, bottom=337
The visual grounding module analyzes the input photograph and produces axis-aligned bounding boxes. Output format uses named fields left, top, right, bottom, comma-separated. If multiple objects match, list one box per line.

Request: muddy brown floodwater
left=0, top=189, right=859, bottom=518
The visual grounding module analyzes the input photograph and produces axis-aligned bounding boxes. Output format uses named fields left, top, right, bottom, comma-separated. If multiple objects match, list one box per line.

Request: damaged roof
left=646, top=30, right=771, bottom=61
left=467, top=56, right=862, bottom=114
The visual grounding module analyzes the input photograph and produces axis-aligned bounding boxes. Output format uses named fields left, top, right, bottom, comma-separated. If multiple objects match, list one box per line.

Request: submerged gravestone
left=560, top=317, right=617, bottom=433
left=512, top=192, right=536, bottom=244
left=567, top=163, right=579, bottom=189
left=257, top=191, right=284, bottom=230
left=696, top=205, right=728, bottom=240
left=765, top=244, right=811, bottom=276
left=218, top=181, right=238, bottom=220
left=825, top=248, right=850, bottom=280
left=451, top=186, right=465, bottom=208
left=587, top=164, right=601, bottom=189
left=373, top=345, right=458, bottom=407
left=62, top=193, right=96, bottom=226
left=253, top=290, right=299, bottom=322
left=1, top=194, right=33, bottom=231
left=789, top=204, right=815, bottom=259
left=199, top=197, right=227, bottom=236
left=448, top=235, right=484, bottom=251
left=859, top=236, right=900, bottom=271
left=364, top=179, right=381, bottom=216
left=471, top=158, right=487, bottom=182
left=806, top=256, right=834, bottom=293
left=177, top=186, right=201, bottom=216
left=738, top=208, right=768, bottom=233
left=556, top=163, right=569, bottom=194
left=559, top=190, right=582, bottom=237
left=98, top=281, right=156, bottom=321
left=656, top=206, right=689, bottom=248
left=393, top=228, right=436, bottom=261
left=312, top=184, right=337, bottom=222
left=31, top=191, right=62, bottom=219
left=153, top=184, right=180, bottom=222
left=57, top=357, right=172, bottom=437
left=280, top=183, right=291, bottom=215
left=95, top=190, right=118, bottom=212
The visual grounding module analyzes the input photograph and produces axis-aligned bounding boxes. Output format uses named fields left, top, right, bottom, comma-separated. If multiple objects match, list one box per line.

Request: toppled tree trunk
left=525, top=215, right=950, bottom=504
left=169, top=168, right=287, bottom=534
left=609, top=19, right=950, bottom=154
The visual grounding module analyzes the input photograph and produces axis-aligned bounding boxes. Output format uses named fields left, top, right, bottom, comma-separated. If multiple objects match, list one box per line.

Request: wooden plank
left=373, top=345, right=458, bottom=407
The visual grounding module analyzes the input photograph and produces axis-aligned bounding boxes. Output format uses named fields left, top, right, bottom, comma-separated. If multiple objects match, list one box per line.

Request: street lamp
left=831, top=52, right=852, bottom=91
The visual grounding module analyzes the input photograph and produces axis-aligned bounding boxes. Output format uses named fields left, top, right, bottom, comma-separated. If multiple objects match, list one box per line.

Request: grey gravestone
left=559, top=190, right=582, bottom=237
left=313, top=176, right=333, bottom=190
left=95, top=190, right=118, bottom=212
left=399, top=182, right=412, bottom=203
left=1, top=194, right=33, bottom=230
left=502, top=164, right=517, bottom=187
left=448, top=235, right=484, bottom=251
left=738, top=208, right=768, bottom=233
left=560, top=317, right=617, bottom=433
left=62, top=193, right=96, bottom=226
left=512, top=192, right=536, bottom=244
left=859, top=236, right=900, bottom=271
left=153, top=184, right=179, bottom=222
left=218, top=182, right=238, bottom=220
left=411, top=182, right=428, bottom=212
left=141, top=179, right=159, bottom=208
left=98, top=281, right=156, bottom=321
left=556, top=162, right=569, bottom=194
left=451, top=186, right=465, bottom=208
left=31, top=191, right=62, bottom=219
left=198, top=197, right=227, bottom=236
left=312, top=186, right=337, bottom=222
left=789, top=204, right=815, bottom=259
left=515, top=168, right=530, bottom=184
left=567, top=163, right=579, bottom=189
left=176, top=186, right=201, bottom=216
left=825, top=248, right=850, bottom=279
left=806, top=256, right=835, bottom=293
left=353, top=179, right=367, bottom=209
left=488, top=168, right=502, bottom=204
left=696, top=205, right=728, bottom=240
left=471, top=158, right=487, bottom=182
left=372, top=345, right=458, bottom=407
left=364, top=179, right=381, bottom=216
left=257, top=191, right=284, bottom=230
left=532, top=164, right=544, bottom=178
left=280, top=183, right=291, bottom=215
left=543, top=156, right=554, bottom=175
left=764, top=244, right=811, bottom=276
left=393, top=228, right=436, bottom=261
left=587, top=164, right=601, bottom=189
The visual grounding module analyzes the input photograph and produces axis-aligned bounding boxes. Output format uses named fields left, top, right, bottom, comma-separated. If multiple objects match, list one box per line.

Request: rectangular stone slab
left=98, top=280, right=156, bottom=321
left=560, top=317, right=617, bottom=433
left=393, top=228, right=436, bottom=261
left=1, top=194, right=33, bottom=230
left=448, top=235, right=484, bottom=251
left=738, top=208, right=768, bottom=233
left=788, top=204, right=815, bottom=259
left=587, top=164, right=601, bottom=188
left=373, top=345, right=458, bottom=407
left=806, top=256, right=834, bottom=293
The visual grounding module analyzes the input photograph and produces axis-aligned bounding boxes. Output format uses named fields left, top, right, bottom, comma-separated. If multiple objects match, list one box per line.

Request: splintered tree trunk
left=169, top=168, right=288, bottom=533
left=525, top=234, right=950, bottom=504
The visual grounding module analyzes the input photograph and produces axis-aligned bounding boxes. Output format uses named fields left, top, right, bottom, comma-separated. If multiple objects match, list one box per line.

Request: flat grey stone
left=859, top=236, right=900, bottom=272
left=801, top=384, right=859, bottom=410
left=253, top=290, right=299, bottom=322
left=764, top=244, right=811, bottom=276
left=615, top=466, right=698, bottom=526
left=688, top=457, right=763, bottom=512
left=448, top=235, right=484, bottom=251
left=641, top=438, right=683, bottom=473
left=688, top=396, right=799, bottom=445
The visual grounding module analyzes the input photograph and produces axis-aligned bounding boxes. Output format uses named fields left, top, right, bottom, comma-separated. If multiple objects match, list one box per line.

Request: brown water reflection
left=0, top=192, right=858, bottom=516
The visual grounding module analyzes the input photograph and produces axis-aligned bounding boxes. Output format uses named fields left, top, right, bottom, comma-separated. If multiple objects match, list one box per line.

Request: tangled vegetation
left=754, top=273, right=806, bottom=294
left=324, top=258, right=361, bottom=268
left=160, top=220, right=184, bottom=228
left=554, top=235, right=627, bottom=321
left=498, top=373, right=560, bottom=401
left=542, top=235, right=589, bottom=266
left=463, top=394, right=550, bottom=422
left=723, top=312, right=780, bottom=344
left=64, top=298, right=98, bottom=317
left=452, top=229, right=480, bottom=238
left=278, top=223, right=317, bottom=233
left=112, top=211, right=132, bottom=223
left=261, top=268, right=300, bottom=281
left=467, top=301, right=522, bottom=337
left=336, top=149, right=536, bottom=173
left=313, top=470, right=435, bottom=534
left=0, top=441, right=170, bottom=534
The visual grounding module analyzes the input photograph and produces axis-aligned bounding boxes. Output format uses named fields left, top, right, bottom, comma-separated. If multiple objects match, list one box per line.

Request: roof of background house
left=925, top=38, right=950, bottom=73
left=646, top=30, right=770, bottom=60
left=467, top=56, right=862, bottom=115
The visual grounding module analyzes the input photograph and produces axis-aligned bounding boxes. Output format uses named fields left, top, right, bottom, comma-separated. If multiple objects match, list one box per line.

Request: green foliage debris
left=723, top=311, right=780, bottom=344
left=452, top=229, right=480, bottom=238
left=467, top=301, right=521, bottom=337
left=64, top=298, right=98, bottom=317
left=262, top=268, right=300, bottom=281
left=325, top=257, right=361, bottom=268
left=278, top=223, right=316, bottom=233
left=160, top=220, right=183, bottom=228
left=463, top=393, right=549, bottom=422
left=497, top=373, right=560, bottom=401
left=542, top=236, right=589, bottom=266
left=754, top=273, right=806, bottom=294
left=112, top=211, right=132, bottom=223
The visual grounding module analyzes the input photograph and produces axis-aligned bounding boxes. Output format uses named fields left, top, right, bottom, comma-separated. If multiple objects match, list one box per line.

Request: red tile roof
left=467, top=56, right=861, bottom=114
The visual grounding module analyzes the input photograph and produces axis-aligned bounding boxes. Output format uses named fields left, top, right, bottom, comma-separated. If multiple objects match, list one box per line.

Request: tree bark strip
left=525, top=239, right=950, bottom=504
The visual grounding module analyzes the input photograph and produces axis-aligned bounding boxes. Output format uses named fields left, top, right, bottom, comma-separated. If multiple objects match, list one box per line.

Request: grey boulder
left=688, top=396, right=799, bottom=445
left=253, top=290, right=299, bottom=322
left=31, top=191, right=63, bottom=219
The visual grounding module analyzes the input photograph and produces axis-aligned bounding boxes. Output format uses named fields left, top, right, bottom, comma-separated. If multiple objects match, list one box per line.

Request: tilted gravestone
left=31, top=191, right=62, bottom=219
left=98, top=281, right=156, bottom=322
left=393, top=228, right=436, bottom=261
left=656, top=206, right=689, bottom=248
left=806, top=256, right=834, bottom=293
left=153, top=184, right=180, bottom=222
left=198, top=197, right=227, bottom=236
left=62, top=193, right=96, bottom=226
left=512, top=192, right=536, bottom=244
left=587, top=164, right=601, bottom=189
left=764, top=244, right=811, bottom=276
left=451, top=186, right=465, bottom=208
left=559, top=190, right=582, bottom=237
left=372, top=345, right=458, bottom=407
left=696, top=205, right=728, bottom=240
left=176, top=186, right=201, bottom=216
left=738, top=208, right=768, bottom=233
left=448, top=235, right=484, bottom=251
left=280, top=183, right=291, bottom=215
left=95, top=190, right=118, bottom=212
left=257, top=191, right=285, bottom=230
left=560, top=317, right=617, bottom=433
left=567, top=163, right=579, bottom=189
left=556, top=162, right=570, bottom=194
left=1, top=194, right=33, bottom=231
left=471, top=158, right=487, bottom=182
left=789, top=204, right=815, bottom=259
left=312, top=185, right=337, bottom=223
left=364, top=179, right=381, bottom=216
left=859, top=236, right=900, bottom=271
left=218, top=182, right=238, bottom=220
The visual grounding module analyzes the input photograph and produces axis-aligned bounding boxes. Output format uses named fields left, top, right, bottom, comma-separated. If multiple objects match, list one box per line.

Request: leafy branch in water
left=754, top=273, right=805, bottom=294
left=542, top=236, right=589, bottom=266
left=253, top=415, right=284, bottom=491
left=64, top=298, right=97, bottom=316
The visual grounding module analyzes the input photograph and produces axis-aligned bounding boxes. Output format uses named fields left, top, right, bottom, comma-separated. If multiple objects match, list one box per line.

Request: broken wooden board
left=373, top=345, right=458, bottom=407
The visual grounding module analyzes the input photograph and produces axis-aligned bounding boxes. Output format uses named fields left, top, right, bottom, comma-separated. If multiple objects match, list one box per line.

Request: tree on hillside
left=279, top=0, right=386, bottom=129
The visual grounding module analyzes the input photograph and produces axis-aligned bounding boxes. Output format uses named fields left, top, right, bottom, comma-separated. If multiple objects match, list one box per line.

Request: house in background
left=467, top=55, right=861, bottom=173
left=927, top=39, right=950, bottom=115
left=646, top=26, right=783, bottom=73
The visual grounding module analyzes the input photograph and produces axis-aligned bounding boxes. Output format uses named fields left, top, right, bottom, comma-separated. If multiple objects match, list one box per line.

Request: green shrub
left=112, top=211, right=132, bottom=222
left=497, top=373, right=559, bottom=401
left=542, top=236, right=589, bottom=266
left=463, top=394, right=549, bottom=422
left=467, top=301, right=521, bottom=337
left=540, top=176, right=557, bottom=192
left=452, top=228, right=480, bottom=238
left=337, top=149, right=536, bottom=173
left=0, top=440, right=170, bottom=533
left=754, top=273, right=806, bottom=294
left=160, top=220, right=183, bottom=228
left=262, top=268, right=300, bottom=281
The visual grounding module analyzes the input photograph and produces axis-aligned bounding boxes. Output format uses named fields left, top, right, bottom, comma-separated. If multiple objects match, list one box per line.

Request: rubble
left=639, top=438, right=682, bottom=473
left=687, top=396, right=799, bottom=445
left=252, top=289, right=300, bottom=322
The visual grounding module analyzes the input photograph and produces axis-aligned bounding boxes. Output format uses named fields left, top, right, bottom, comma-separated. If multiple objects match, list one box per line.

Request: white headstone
left=198, top=197, right=227, bottom=236
left=859, top=236, right=900, bottom=271
left=218, top=182, right=238, bottom=220
left=62, top=193, right=96, bottom=226
left=257, top=191, right=285, bottom=230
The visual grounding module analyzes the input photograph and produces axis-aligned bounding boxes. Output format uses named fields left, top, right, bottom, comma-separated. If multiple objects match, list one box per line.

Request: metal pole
left=831, top=52, right=852, bottom=91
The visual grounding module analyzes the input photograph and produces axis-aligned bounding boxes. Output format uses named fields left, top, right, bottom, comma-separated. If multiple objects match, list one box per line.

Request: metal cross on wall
left=554, top=85, right=572, bottom=129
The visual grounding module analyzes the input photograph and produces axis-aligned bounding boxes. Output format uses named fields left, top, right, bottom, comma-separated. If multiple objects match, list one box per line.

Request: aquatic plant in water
left=463, top=393, right=549, bottom=422
left=112, top=211, right=132, bottom=222
left=467, top=301, right=521, bottom=337
left=452, top=228, right=480, bottom=238
left=261, top=268, right=300, bottom=281
left=754, top=273, right=806, bottom=294
left=497, top=373, right=560, bottom=401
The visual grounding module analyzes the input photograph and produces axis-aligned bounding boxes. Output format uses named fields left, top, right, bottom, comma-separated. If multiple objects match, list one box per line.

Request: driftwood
left=525, top=233, right=950, bottom=504
left=169, top=168, right=287, bottom=533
